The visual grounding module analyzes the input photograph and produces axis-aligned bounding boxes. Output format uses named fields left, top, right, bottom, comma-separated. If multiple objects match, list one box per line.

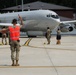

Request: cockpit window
left=51, top=15, right=59, bottom=19
left=46, top=14, right=59, bottom=19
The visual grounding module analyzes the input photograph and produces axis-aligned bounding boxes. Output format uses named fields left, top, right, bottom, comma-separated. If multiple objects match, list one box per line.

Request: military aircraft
left=0, top=9, right=76, bottom=37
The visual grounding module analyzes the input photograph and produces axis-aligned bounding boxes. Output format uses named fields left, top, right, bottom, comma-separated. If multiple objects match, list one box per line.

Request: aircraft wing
left=0, top=23, right=20, bottom=27
left=60, top=20, right=76, bottom=24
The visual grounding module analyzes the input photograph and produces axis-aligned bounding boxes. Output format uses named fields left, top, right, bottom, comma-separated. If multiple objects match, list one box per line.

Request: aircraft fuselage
left=0, top=10, right=60, bottom=36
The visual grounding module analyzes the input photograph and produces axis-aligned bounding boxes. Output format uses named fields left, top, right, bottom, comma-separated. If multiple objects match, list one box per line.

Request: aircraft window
left=51, top=15, right=59, bottom=19
left=46, top=14, right=59, bottom=19
left=46, top=14, right=51, bottom=17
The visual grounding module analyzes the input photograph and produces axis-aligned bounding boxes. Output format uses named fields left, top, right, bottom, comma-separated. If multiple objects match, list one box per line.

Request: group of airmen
left=1, top=26, right=61, bottom=46
left=45, top=27, right=61, bottom=45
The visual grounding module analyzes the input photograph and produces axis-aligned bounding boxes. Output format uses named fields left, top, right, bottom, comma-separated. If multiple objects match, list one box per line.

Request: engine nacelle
left=74, top=24, right=76, bottom=29
left=59, top=23, right=74, bottom=32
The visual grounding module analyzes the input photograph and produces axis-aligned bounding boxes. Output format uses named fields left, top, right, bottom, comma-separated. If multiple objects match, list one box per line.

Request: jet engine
left=59, top=23, right=74, bottom=32
left=74, top=24, right=76, bottom=29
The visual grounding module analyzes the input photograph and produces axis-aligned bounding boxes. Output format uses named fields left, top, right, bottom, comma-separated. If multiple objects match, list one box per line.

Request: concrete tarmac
left=0, top=35, right=76, bottom=75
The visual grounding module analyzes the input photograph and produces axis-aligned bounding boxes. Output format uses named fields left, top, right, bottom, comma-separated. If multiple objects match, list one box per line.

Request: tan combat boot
left=11, top=60, right=15, bottom=66
left=16, top=60, right=20, bottom=66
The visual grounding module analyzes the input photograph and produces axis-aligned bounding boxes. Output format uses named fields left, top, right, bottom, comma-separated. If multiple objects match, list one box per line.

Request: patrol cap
left=12, top=19, right=17, bottom=24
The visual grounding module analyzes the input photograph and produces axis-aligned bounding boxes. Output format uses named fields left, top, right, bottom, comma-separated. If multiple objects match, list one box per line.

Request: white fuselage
left=0, top=10, right=60, bottom=36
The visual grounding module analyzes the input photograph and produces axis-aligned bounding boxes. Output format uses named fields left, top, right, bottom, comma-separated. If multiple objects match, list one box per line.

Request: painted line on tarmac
left=0, top=66, right=76, bottom=68
left=0, top=43, right=3, bottom=45
left=28, top=45, right=76, bottom=51
left=23, top=38, right=32, bottom=46
left=23, top=38, right=75, bottom=51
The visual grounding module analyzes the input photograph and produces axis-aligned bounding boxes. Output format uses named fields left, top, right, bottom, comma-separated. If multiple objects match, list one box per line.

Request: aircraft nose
left=57, top=19, right=60, bottom=22
left=55, top=19, right=60, bottom=25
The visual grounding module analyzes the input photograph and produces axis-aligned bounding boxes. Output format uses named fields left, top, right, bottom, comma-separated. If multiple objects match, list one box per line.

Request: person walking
left=45, top=27, right=51, bottom=44
left=56, top=28, right=61, bottom=44
left=0, top=15, right=24, bottom=66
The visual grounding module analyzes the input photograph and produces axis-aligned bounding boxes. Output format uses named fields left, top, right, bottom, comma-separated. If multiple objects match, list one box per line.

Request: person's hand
left=18, top=14, right=22, bottom=20
left=18, top=14, right=24, bottom=26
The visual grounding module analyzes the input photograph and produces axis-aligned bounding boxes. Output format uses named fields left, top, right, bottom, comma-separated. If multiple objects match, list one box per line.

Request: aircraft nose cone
left=57, top=19, right=60, bottom=23
left=55, top=19, right=60, bottom=25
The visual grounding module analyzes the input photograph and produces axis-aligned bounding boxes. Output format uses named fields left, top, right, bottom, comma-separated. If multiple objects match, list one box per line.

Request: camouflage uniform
left=2, top=30, right=7, bottom=45
left=10, top=40, right=20, bottom=61
left=46, top=28, right=51, bottom=44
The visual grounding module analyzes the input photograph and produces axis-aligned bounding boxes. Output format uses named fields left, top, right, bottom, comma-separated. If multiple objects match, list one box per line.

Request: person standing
left=56, top=28, right=61, bottom=44
left=0, top=15, right=24, bottom=66
left=46, top=27, right=51, bottom=44
left=1, top=26, right=7, bottom=45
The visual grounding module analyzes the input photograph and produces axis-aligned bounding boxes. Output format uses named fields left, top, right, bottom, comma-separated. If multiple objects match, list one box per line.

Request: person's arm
left=18, top=14, right=24, bottom=27
left=0, top=28, right=9, bottom=33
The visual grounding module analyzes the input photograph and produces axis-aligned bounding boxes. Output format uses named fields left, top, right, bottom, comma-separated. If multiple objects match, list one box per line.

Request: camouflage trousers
left=10, top=40, right=20, bottom=61
left=47, top=37, right=50, bottom=44
left=2, top=34, right=7, bottom=45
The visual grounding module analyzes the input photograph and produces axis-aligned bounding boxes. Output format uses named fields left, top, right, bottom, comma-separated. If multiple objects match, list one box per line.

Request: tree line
left=0, top=0, right=76, bottom=9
